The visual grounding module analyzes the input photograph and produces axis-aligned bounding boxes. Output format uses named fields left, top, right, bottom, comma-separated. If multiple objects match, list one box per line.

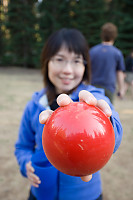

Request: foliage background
left=0, top=0, right=133, bottom=68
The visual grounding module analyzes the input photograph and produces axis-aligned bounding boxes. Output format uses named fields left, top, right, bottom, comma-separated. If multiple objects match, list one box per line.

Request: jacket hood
left=31, top=88, right=50, bottom=110
left=31, top=83, right=105, bottom=109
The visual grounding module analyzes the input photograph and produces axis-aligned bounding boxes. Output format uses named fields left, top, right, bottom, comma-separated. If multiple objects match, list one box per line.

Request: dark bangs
left=59, top=28, right=88, bottom=57
left=46, top=28, right=89, bottom=60
left=41, top=28, right=91, bottom=104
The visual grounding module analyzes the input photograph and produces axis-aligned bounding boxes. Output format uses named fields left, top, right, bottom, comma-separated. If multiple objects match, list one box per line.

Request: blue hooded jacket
left=15, top=83, right=123, bottom=200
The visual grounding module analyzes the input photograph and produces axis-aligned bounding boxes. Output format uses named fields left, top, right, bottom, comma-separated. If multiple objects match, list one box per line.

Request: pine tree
left=107, top=0, right=133, bottom=56
left=116, top=0, right=133, bottom=56
left=68, top=0, right=106, bottom=47
left=38, top=0, right=106, bottom=48
left=6, top=0, right=37, bottom=67
left=37, top=0, right=70, bottom=46
left=0, top=1, right=7, bottom=64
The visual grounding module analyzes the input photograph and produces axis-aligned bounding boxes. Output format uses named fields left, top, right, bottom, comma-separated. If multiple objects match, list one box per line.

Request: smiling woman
left=41, top=28, right=90, bottom=104
left=48, top=47, right=85, bottom=94
left=14, top=28, right=123, bottom=200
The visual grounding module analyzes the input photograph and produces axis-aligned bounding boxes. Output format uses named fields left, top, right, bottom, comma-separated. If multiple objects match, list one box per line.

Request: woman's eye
left=74, top=60, right=80, bottom=64
left=56, top=58, right=63, bottom=62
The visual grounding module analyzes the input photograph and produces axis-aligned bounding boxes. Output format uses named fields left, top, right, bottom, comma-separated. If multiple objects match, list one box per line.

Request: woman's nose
left=62, top=61, right=73, bottom=73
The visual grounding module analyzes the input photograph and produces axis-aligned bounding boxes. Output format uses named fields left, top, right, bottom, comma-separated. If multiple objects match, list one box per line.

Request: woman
left=15, top=28, right=123, bottom=200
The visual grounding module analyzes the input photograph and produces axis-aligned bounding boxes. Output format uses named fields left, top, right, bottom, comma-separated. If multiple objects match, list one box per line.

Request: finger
left=39, top=110, right=53, bottom=124
left=97, top=99, right=112, bottom=117
left=57, top=94, right=73, bottom=106
left=81, top=175, right=92, bottom=182
left=28, top=176, right=40, bottom=188
left=26, top=161, right=35, bottom=173
left=30, top=181, right=39, bottom=188
left=28, top=171, right=41, bottom=184
left=31, top=173, right=41, bottom=183
left=79, top=90, right=97, bottom=106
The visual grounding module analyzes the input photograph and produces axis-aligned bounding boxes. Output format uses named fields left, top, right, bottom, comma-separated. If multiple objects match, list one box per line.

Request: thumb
left=81, top=175, right=92, bottom=182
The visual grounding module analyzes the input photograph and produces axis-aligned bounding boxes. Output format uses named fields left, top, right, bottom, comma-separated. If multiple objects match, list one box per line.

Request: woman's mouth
left=60, top=77, right=73, bottom=85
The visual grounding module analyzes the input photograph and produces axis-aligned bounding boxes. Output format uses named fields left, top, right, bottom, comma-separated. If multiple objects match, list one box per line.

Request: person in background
left=124, top=49, right=133, bottom=98
left=89, top=22, right=125, bottom=103
left=15, top=28, right=123, bottom=200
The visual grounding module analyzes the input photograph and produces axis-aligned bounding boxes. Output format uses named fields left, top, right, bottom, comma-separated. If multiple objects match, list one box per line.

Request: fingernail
left=106, top=108, right=112, bottom=114
left=39, top=114, right=44, bottom=122
left=86, top=98, right=97, bottom=106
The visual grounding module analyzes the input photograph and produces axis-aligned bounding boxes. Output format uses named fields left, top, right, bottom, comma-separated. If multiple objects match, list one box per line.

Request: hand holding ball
left=42, top=102, right=115, bottom=176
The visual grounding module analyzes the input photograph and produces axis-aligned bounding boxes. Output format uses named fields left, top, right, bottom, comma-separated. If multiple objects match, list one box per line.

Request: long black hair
left=41, top=28, right=91, bottom=104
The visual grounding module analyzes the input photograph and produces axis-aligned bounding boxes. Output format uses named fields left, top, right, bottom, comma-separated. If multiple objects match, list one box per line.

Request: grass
left=0, top=66, right=133, bottom=200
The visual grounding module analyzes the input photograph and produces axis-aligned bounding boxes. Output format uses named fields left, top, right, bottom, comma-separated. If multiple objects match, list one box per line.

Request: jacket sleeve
left=14, top=102, right=35, bottom=177
left=110, top=110, right=123, bottom=153
left=92, top=90, right=123, bottom=153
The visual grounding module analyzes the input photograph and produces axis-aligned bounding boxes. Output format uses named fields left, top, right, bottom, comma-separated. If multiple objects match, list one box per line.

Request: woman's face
left=48, top=46, right=85, bottom=94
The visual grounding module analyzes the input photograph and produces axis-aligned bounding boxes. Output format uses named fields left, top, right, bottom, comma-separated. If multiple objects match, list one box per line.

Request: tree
left=37, top=0, right=70, bottom=45
left=6, top=0, right=37, bottom=67
left=1, top=0, right=132, bottom=67
left=116, top=0, right=133, bottom=56
left=68, top=0, right=106, bottom=47
left=0, top=0, right=7, bottom=65
left=38, top=0, right=106, bottom=48
left=107, top=0, right=133, bottom=56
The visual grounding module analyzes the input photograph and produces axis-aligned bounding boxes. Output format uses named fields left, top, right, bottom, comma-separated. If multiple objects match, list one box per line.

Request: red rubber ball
left=42, top=102, right=115, bottom=176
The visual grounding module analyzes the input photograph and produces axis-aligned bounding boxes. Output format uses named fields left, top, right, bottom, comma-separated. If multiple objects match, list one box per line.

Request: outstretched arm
left=39, top=90, right=112, bottom=182
left=117, top=70, right=125, bottom=99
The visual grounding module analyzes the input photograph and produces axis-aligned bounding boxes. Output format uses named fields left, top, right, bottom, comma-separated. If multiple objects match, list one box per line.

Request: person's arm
left=116, top=49, right=126, bottom=98
left=117, top=70, right=125, bottom=98
left=14, top=102, right=35, bottom=177
left=39, top=91, right=115, bottom=182
left=91, top=88, right=123, bottom=153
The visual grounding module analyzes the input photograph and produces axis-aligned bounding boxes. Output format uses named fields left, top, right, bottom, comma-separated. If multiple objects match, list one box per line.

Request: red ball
left=42, top=102, right=115, bottom=176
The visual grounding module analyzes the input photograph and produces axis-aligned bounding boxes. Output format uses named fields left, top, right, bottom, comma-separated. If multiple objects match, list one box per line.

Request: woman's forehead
left=56, top=45, right=82, bottom=58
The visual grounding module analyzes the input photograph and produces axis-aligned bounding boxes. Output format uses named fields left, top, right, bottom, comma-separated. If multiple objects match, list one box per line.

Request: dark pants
left=27, top=190, right=36, bottom=200
left=93, top=84, right=114, bottom=104
left=28, top=190, right=103, bottom=200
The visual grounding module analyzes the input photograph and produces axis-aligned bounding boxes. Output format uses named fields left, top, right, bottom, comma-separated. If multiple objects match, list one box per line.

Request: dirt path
left=0, top=67, right=133, bottom=200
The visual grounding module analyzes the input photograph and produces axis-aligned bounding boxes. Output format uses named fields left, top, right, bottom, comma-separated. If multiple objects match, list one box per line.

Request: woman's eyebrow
left=55, top=53, right=82, bottom=59
left=75, top=55, right=82, bottom=58
left=74, top=55, right=83, bottom=59
left=55, top=53, right=65, bottom=57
